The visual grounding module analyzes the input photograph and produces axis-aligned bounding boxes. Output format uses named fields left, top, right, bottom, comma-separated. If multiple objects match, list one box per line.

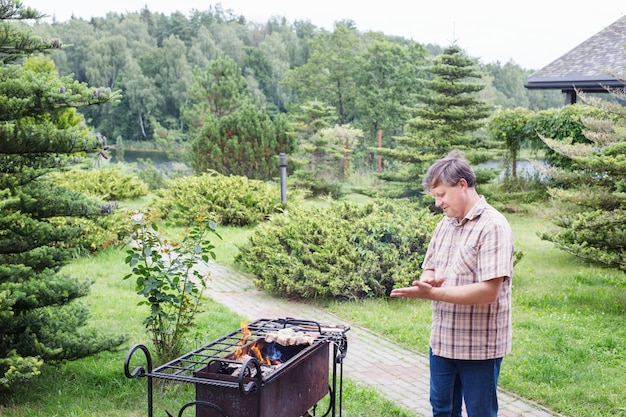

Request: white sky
left=25, top=0, right=626, bottom=70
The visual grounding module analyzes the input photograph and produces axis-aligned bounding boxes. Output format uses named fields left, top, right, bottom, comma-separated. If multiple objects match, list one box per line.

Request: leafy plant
left=236, top=199, right=439, bottom=300
left=123, top=210, right=221, bottom=363
left=50, top=166, right=149, bottom=201
left=151, top=171, right=284, bottom=227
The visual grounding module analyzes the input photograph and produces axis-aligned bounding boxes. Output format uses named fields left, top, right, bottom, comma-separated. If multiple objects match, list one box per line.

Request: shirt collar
left=446, top=196, right=487, bottom=227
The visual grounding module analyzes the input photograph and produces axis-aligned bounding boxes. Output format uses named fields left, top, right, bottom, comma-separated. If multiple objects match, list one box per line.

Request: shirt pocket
left=451, top=245, right=478, bottom=283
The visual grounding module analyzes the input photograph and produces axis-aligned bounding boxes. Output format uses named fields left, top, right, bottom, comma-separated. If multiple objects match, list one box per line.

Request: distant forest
left=30, top=4, right=564, bottom=147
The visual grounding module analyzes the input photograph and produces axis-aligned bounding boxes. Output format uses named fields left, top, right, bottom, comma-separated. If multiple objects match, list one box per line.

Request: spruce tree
left=377, top=45, right=491, bottom=196
left=0, top=1, right=123, bottom=390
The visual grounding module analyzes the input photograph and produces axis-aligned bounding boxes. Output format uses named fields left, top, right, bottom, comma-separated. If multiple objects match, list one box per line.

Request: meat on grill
left=264, top=327, right=317, bottom=346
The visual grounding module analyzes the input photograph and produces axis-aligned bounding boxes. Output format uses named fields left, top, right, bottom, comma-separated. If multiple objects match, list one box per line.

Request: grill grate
left=142, top=318, right=347, bottom=386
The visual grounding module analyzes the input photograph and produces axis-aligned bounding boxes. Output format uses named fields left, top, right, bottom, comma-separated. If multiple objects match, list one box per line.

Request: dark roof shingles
left=526, top=15, right=626, bottom=90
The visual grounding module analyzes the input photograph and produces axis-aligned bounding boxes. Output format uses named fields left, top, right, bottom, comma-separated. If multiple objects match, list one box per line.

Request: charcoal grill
left=124, top=317, right=349, bottom=417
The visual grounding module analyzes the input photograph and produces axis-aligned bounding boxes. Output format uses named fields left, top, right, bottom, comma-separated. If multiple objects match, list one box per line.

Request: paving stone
left=199, top=262, right=565, bottom=417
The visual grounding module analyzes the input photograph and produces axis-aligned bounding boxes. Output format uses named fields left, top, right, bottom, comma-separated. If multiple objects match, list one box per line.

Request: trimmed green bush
left=151, top=171, right=283, bottom=227
left=50, top=209, right=132, bottom=253
left=51, top=166, right=149, bottom=201
left=235, top=199, right=440, bottom=300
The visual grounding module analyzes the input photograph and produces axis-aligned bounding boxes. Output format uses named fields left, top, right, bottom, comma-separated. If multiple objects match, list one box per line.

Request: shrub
left=49, top=209, right=131, bottom=253
left=51, top=166, right=149, bottom=200
left=235, top=199, right=440, bottom=300
left=151, top=171, right=283, bottom=227
left=289, top=170, right=344, bottom=199
left=136, top=158, right=166, bottom=190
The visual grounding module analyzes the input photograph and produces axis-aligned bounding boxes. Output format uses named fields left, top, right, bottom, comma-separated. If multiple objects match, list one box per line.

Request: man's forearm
left=426, top=278, right=504, bottom=305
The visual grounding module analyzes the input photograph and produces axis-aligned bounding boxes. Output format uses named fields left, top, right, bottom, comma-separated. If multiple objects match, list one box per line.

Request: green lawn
left=1, top=211, right=624, bottom=417
left=326, top=213, right=626, bottom=417
left=0, top=246, right=416, bottom=417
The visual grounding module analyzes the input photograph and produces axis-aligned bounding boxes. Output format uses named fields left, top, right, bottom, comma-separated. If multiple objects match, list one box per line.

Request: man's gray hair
left=421, top=150, right=476, bottom=191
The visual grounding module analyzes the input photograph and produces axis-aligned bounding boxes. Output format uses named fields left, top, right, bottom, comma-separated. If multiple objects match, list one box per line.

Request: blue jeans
left=429, top=348, right=502, bottom=417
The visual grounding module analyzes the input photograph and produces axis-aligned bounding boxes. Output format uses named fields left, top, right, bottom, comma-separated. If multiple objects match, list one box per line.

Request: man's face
left=430, top=180, right=467, bottom=219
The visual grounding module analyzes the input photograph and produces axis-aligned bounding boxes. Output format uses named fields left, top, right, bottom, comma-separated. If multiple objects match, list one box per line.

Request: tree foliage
left=481, top=61, right=563, bottom=110
left=282, top=23, right=361, bottom=125
left=30, top=5, right=561, bottom=157
left=290, top=123, right=364, bottom=198
left=30, top=6, right=563, bottom=193
left=354, top=34, right=428, bottom=161
left=538, top=89, right=626, bottom=270
left=487, top=107, right=538, bottom=177
left=0, top=1, right=123, bottom=390
left=184, top=56, right=296, bottom=179
left=377, top=45, right=492, bottom=196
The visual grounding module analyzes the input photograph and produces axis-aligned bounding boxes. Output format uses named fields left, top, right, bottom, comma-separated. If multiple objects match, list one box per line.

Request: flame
left=232, top=320, right=251, bottom=361
left=240, top=322, right=251, bottom=346
left=231, top=320, right=279, bottom=366
left=250, top=342, right=271, bottom=366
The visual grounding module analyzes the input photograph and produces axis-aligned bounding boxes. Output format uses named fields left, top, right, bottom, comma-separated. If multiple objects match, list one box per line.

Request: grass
left=1, top=205, right=625, bottom=417
left=325, top=212, right=626, bottom=417
left=500, top=215, right=626, bottom=416
left=0, top=246, right=416, bottom=417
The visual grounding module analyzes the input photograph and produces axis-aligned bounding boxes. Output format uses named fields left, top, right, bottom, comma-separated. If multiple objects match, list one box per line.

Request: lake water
left=109, top=149, right=189, bottom=173
left=110, top=149, right=172, bottom=164
left=105, top=151, right=547, bottom=181
left=477, top=159, right=549, bottom=181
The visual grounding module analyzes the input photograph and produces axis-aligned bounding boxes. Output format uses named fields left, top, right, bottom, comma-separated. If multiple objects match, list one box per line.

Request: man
left=390, top=152, right=514, bottom=417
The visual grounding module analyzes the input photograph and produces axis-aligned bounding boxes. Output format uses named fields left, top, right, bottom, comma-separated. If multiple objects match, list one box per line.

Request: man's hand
left=390, top=281, right=434, bottom=299
left=390, top=274, right=444, bottom=300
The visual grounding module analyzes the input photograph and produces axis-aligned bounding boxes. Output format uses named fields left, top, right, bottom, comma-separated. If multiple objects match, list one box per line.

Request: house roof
left=525, top=15, right=626, bottom=93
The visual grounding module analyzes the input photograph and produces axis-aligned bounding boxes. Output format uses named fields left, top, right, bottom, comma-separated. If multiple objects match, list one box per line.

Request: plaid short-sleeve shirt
left=422, top=197, right=514, bottom=360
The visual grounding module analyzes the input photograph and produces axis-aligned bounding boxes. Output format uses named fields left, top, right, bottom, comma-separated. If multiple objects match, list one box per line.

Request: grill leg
left=332, top=341, right=346, bottom=417
left=123, top=344, right=154, bottom=417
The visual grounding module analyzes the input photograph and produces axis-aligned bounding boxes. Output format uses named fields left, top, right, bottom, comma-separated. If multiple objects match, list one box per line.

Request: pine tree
left=538, top=89, right=626, bottom=270
left=0, top=1, right=123, bottom=390
left=377, top=45, right=491, bottom=196
left=184, top=56, right=296, bottom=179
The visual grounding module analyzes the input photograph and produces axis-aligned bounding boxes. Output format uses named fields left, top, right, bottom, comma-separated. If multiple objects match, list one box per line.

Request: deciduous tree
left=282, top=23, right=361, bottom=125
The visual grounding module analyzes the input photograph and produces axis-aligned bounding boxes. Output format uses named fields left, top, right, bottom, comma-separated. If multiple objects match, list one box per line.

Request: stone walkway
left=200, top=262, right=564, bottom=417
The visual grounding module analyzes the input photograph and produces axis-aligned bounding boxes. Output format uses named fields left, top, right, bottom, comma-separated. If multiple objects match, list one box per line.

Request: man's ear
left=458, top=178, right=468, bottom=189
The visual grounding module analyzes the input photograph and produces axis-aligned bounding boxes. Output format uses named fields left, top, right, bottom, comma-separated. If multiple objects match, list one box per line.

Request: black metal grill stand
left=124, top=318, right=349, bottom=417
